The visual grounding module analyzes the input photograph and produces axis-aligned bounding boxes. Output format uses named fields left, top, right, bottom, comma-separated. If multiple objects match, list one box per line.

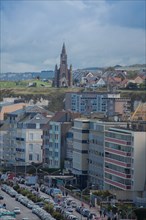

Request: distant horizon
left=1, top=63, right=146, bottom=74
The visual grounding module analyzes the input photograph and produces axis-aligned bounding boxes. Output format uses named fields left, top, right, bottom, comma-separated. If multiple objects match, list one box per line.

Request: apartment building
left=3, top=105, right=53, bottom=166
left=42, top=111, right=80, bottom=169
left=72, top=119, right=90, bottom=189
left=0, top=124, right=9, bottom=164
left=104, top=122, right=146, bottom=192
left=65, top=92, right=131, bottom=118
left=0, top=99, right=27, bottom=121
left=88, top=120, right=126, bottom=190
left=64, top=128, right=74, bottom=171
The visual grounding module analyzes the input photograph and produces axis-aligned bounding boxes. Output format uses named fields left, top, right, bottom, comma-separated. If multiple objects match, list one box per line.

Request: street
left=0, top=189, right=40, bottom=220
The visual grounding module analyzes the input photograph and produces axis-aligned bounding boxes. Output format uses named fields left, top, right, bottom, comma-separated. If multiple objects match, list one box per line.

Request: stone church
left=53, top=43, right=72, bottom=88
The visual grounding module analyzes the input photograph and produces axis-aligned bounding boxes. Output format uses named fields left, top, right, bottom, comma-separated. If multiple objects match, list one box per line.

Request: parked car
left=0, top=194, right=4, bottom=200
left=13, top=207, right=21, bottom=214
left=87, top=212, right=97, bottom=220
left=66, top=206, right=74, bottom=212
left=71, top=201, right=77, bottom=208
left=82, top=208, right=90, bottom=217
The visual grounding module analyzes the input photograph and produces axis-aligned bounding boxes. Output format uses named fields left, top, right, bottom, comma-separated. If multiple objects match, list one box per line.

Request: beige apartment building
left=72, top=118, right=90, bottom=188
left=0, top=101, right=27, bottom=121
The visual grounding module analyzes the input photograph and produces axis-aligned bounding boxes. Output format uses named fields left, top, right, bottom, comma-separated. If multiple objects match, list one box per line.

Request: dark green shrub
left=13, top=184, right=20, bottom=191
left=52, top=211, right=64, bottom=220
left=44, top=204, right=54, bottom=214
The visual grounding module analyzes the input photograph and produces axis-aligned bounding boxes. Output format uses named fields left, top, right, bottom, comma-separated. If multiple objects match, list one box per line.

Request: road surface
left=0, top=189, right=40, bottom=220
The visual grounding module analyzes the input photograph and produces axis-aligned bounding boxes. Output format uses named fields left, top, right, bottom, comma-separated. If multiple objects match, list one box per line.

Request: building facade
left=64, top=128, right=74, bottom=171
left=2, top=106, right=52, bottom=166
left=0, top=100, right=27, bottom=121
left=54, top=43, right=72, bottom=88
left=104, top=123, right=146, bottom=191
left=88, top=120, right=126, bottom=190
left=65, top=92, right=131, bottom=118
left=42, top=111, right=80, bottom=169
left=72, top=119, right=90, bottom=189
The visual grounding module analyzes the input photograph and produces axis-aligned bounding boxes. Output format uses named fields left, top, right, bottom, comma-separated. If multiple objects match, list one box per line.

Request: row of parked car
left=40, top=184, right=99, bottom=220
left=1, top=184, right=56, bottom=220
left=51, top=197, right=79, bottom=220
left=76, top=205, right=97, bottom=219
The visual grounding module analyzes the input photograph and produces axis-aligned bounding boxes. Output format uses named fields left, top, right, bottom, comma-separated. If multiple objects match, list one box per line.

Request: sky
left=0, top=0, right=146, bottom=73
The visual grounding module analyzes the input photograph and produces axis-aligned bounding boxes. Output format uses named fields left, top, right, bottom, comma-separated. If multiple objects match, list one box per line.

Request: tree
left=134, top=208, right=146, bottom=220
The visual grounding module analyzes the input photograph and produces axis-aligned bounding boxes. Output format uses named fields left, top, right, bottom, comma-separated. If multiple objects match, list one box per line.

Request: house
left=119, top=79, right=129, bottom=88
left=133, top=76, right=144, bottom=84
left=92, top=78, right=106, bottom=88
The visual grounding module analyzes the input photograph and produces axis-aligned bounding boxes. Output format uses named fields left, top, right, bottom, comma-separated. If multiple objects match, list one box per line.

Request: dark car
left=82, top=208, right=90, bottom=217
left=87, top=212, right=97, bottom=220
left=0, top=194, right=4, bottom=200
left=35, top=201, right=44, bottom=208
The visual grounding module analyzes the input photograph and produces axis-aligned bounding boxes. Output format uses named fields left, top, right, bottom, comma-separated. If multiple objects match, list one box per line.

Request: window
left=36, top=123, right=40, bottom=129
left=55, top=160, right=58, bottom=166
left=55, top=143, right=58, bottom=148
left=55, top=152, right=58, bottom=157
left=55, top=134, right=59, bottom=140
left=55, top=126, right=58, bottom=131
left=49, top=151, right=52, bottom=156
left=29, top=154, right=33, bottom=160
left=29, top=144, right=33, bottom=151
left=29, top=133, right=33, bottom=140
left=49, top=160, right=52, bottom=165
left=36, top=154, right=39, bottom=161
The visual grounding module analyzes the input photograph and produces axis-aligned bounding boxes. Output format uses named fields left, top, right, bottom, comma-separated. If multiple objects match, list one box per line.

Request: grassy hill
left=0, top=80, right=81, bottom=112
left=0, top=80, right=146, bottom=112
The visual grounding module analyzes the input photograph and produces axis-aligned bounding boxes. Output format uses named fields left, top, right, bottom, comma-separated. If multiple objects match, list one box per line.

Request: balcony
left=105, top=147, right=132, bottom=157
left=105, top=157, right=132, bottom=168
left=105, top=167, right=132, bottom=179
left=105, top=178, right=132, bottom=190
left=16, top=148, right=25, bottom=152
left=126, top=164, right=131, bottom=167
left=105, top=137, right=130, bottom=146
left=16, top=137, right=24, bottom=141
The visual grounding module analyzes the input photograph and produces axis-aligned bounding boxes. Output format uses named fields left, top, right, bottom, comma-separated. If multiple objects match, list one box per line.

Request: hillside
left=0, top=84, right=146, bottom=113
left=0, top=80, right=82, bottom=112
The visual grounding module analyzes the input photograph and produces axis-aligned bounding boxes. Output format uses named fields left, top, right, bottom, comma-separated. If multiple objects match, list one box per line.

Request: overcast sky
left=1, top=0, right=145, bottom=73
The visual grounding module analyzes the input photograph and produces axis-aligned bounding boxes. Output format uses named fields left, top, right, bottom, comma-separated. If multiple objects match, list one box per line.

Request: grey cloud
left=1, top=0, right=145, bottom=72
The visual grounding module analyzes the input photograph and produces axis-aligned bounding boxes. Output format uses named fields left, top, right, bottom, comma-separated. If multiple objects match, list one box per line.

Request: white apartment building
left=104, top=123, right=146, bottom=192
left=88, top=120, right=126, bottom=190
left=47, top=121, right=61, bottom=168
left=2, top=106, right=52, bottom=166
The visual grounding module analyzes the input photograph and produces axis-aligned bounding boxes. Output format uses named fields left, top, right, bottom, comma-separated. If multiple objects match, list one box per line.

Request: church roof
left=62, top=42, right=66, bottom=54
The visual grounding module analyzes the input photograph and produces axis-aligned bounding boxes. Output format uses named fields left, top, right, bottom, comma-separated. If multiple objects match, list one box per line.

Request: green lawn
left=0, top=80, right=52, bottom=89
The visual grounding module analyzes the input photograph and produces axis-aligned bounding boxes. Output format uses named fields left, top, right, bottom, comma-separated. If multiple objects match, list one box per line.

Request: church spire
left=62, top=42, right=66, bottom=54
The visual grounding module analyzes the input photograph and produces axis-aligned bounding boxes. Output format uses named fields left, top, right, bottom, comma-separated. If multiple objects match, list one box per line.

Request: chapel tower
left=54, top=43, right=72, bottom=88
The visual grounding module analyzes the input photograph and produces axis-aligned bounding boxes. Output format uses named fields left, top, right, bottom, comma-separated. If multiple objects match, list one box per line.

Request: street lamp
left=80, top=185, right=94, bottom=220
left=39, top=169, right=61, bottom=187
left=24, top=162, right=47, bottom=185
left=61, top=177, right=76, bottom=196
